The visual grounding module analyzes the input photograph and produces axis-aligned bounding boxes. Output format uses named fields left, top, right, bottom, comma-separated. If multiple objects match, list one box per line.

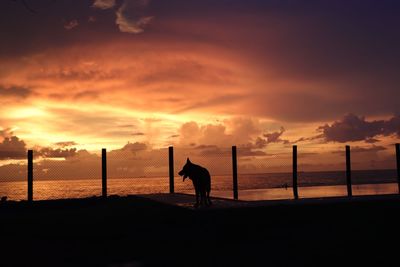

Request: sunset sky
left=1, top=0, right=400, bottom=178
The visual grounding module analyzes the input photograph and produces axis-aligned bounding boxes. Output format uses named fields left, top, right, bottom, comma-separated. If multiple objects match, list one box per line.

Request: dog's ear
left=187, top=158, right=191, bottom=163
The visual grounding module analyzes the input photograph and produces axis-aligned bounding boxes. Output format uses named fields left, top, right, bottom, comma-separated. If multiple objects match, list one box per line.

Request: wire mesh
left=237, top=145, right=293, bottom=201
left=1, top=144, right=398, bottom=202
left=297, top=144, right=348, bottom=199
left=351, top=144, right=398, bottom=196
left=107, top=145, right=169, bottom=196
left=0, top=153, right=27, bottom=201
left=173, top=146, right=232, bottom=198
left=33, top=150, right=102, bottom=200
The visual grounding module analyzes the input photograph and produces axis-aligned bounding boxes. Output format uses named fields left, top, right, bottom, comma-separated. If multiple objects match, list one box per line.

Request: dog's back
left=190, top=164, right=211, bottom=192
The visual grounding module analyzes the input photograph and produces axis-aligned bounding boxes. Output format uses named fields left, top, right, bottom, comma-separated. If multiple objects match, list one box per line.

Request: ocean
left=0, top=169, right=398, bottom=201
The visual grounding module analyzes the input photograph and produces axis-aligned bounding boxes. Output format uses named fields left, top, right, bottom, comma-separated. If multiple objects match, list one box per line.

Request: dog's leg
left=194, top=190, right=199, bottom=208
left=200, top=191, right=206, bottom=207
left=192, top=180, right=199, bottom=208
left=206, top=190, right=212, bottom=206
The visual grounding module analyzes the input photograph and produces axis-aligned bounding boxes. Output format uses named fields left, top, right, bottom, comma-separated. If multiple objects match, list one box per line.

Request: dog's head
left=178, top=158, right=193, bottom=181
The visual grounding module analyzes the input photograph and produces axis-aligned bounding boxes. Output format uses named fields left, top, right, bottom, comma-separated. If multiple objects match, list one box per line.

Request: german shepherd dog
left=178, top=158, right=212, bottom=208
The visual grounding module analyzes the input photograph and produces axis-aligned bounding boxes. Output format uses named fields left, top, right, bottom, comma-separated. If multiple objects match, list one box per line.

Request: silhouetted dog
left=178, top=158, right=212, bottom=208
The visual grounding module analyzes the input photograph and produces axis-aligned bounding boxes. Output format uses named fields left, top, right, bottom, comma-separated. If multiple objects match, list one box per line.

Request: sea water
left=0, top=170, right=398, bottom=201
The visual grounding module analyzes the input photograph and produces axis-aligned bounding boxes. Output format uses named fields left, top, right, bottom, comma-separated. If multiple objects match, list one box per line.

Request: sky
left=0, top=0, right=400, bottom=179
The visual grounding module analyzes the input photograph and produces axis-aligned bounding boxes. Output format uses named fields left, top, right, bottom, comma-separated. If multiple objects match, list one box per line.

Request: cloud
left=132, top=132, right=145, bottom=136
left=331, top=145, right=387, bottom=156
left=116, top=0, right=153, bottom=34
left=318, top=114, right=400, bottom=143
left=263, top=127, right=289, bottom=145
left=92, top=0, right=116, bottom=9
left=0, top=136, right=27, bottom=160
left=73, top=90, right=100, bottom=100
left=1, top=134, right=77, bottom=160
left=0, top=128, right=14, bottom=138
left=0, top=85, right=32, bottom=99
left=64, top=19, right=79, bottom=30
left=37, top=147, right=77, bottom=158
left=351, top=146, right=387, bottom=153
left=109, top=142, right=148, bottom=156
left=177, top=118, right=277, bottom=159
left=54, top=141, right=78, bottom=148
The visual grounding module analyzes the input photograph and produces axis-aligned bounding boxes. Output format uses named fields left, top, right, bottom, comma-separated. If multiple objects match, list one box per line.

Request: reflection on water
left=213, top=183, right=399, bottom=201
left=0, top=173, right=398, bottom=201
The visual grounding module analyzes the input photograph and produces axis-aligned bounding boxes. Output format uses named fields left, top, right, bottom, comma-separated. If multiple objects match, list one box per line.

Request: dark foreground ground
left=1, top=194, right=400, bottom=267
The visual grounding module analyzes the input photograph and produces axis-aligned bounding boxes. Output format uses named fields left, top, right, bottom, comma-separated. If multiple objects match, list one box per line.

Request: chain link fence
left=32, top=151, right=101, bottom=200
left=297, top=144, right=348, bottom=198
left=0, top=153, right=27, bottom=201
left=351, top=145, right=398, bottom=196
left=237, top=145, right=293, bottom=200
left=1, top=144, right=399, bottom=202
left=107, top=146, right=169, bottom=196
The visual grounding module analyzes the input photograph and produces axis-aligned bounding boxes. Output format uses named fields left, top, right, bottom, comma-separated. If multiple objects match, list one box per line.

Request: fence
left=1, top=144, right=400, bottom=202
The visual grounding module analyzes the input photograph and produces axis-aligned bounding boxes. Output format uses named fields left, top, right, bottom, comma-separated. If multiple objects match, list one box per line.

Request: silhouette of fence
left=235, top=145, right=293, bottom=200
left=297, top=144, right=348, bottom=198
left=32, top=149, right=101, bottom=200
left=105, top=146, right=169, bottom=197
left=1, top=144, right=400, bottom=201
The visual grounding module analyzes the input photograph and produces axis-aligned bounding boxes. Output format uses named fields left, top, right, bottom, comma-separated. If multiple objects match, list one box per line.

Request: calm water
left=0, top=170, right=398, bottom=201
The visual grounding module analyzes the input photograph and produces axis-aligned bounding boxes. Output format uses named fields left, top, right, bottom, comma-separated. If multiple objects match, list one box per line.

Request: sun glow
left=6, top=107, right=48, bottom=119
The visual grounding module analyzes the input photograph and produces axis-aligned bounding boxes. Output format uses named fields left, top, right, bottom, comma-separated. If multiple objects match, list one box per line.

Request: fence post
left=346, top=145, right=352, bottom=197
left=232, top=146, right=238, bottom=200
left=396, top=144, right=400, bottom=194
left=292, top=145, right=298, bottom=200
left=27, top=150, right=33, bottom=202
left=102, top=148, right=107, bottom=198
left=169, top=146, right=174, bottom=194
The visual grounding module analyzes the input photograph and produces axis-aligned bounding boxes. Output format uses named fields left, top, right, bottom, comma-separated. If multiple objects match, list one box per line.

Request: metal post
left=102, top=148, right=107, bottom=198
left=346, top=145, right=352, bottom=197
left=27, top=150, right=33, bottom=202
left=169, top=146, right=174, bottom=194
left=232, top=146, right=238, bottom=200
left=396, top=144, right=400, bottom=194
left=292, top=145, right=298, bottom=200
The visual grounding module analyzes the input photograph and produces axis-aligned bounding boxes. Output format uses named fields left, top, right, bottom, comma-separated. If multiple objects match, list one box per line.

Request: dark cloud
left=0, top=128, right=13, bottom=138
left=0, top=136, right=27, bottom=160
left=237, top=144, right=267, bottom=157
left=318, top=114, right=400, bottom=143
left=0, top=85, right=32, bottom=98
left=47, top=90, right=100, bottom=101
left=352, top=146, right=387, bottom=153
left=365, top=138, right=380, bottom=144
left=1, top=134, right=78, bottom=159
left=110, top=142, right=148, bottom=154
left=30, top=68, right=120, bottom=82
left=331, top=145, right=387, bottom=155
left=73, top=90, right=100, bottom=100
left=263, top=127, right=289, bottom=145
left=253, top=137, right=267, bottom=149
left=196, top=146, right=231, bottom=157
left=132, top=132, right=145, bottom=136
